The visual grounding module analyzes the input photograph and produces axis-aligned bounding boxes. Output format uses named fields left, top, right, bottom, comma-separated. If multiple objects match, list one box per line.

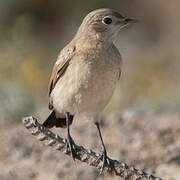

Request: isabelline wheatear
left=43, top=8, right=137, bottom=173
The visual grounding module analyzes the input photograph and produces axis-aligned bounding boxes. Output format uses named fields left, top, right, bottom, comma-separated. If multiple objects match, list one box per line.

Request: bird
left=43, top=8, right=137, bottom=173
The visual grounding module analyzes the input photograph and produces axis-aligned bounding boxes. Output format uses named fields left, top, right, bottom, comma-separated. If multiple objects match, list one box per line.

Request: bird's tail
left=43, top=111, right=74, bottom=128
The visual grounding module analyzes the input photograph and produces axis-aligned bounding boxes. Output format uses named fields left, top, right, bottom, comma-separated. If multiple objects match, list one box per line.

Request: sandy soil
left=0, top=112, right=180, bottom=180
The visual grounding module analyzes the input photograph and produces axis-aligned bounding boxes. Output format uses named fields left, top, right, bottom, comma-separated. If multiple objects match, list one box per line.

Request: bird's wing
left=48, top=45, right=76, bottom=109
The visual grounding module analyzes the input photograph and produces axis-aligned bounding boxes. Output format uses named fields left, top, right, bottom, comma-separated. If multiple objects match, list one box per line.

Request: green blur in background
left=0, top=0, right=180, bottom=124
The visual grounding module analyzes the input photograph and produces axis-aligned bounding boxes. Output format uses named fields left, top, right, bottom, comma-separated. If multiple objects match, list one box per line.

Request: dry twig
left=22, top=116, right=162, bottom=180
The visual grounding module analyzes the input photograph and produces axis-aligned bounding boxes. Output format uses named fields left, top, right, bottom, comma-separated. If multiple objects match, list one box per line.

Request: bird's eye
left=103, top=17, right=112, bottom=25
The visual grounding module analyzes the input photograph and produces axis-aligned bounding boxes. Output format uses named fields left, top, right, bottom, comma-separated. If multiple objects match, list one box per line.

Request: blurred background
left=1, top=1, right=180, bottom=180
left=0, top=0, right=180, bottom=124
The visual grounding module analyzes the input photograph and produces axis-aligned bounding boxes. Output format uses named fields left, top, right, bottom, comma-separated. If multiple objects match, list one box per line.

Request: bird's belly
left=51, top=59, right=119, bottom=116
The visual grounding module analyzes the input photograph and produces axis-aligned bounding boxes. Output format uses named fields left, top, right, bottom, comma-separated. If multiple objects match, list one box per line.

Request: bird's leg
left=65, top=112, right=76, bottom=160
left=94, top=121, right=110, bottom=174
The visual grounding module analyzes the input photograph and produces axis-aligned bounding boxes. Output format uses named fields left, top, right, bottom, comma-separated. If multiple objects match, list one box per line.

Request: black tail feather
left=43, top=111, right=74, bottom=128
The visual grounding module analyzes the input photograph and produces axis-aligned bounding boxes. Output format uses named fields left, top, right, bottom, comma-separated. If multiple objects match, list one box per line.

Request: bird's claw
left=97, top=149, right=111, bottom=175
left=65, top=135, right=76, bottom=160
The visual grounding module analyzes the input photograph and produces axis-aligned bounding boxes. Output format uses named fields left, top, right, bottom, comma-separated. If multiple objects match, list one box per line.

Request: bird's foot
left=65, top=134, right=76, bottom=160
left=96, top=149, right=111, bottom=174
left=94, top=121, right=113, bottom=174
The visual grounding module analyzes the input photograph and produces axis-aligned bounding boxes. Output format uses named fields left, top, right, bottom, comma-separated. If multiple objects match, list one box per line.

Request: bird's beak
left=121, top=18, right=138, bottom=25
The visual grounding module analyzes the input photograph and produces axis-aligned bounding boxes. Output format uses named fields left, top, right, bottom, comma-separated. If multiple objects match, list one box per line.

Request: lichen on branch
left=22, top=116, right=162, bottom=180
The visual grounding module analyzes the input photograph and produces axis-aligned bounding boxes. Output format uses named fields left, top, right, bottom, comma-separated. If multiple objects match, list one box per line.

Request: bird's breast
left=51, top=47, right=121, bottom=115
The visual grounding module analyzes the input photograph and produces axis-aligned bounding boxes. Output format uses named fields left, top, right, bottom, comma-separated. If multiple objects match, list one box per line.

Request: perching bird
left=43, top=8, right=137, bottom=173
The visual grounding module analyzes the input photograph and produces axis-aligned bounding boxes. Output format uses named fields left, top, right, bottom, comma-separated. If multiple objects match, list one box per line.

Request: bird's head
left=76, top=8, right=137, bottom=42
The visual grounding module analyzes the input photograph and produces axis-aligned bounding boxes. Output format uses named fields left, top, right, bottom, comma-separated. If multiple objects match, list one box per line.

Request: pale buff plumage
left=47, top=8, right=137, bottom=123
left=51, top=40, right=121, bottom=118
left=43, top=8, right=137, bottom=167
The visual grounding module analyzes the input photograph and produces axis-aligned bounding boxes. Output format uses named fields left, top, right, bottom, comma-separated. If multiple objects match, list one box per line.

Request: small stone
left=137, top=170, right=143, bottom=175
left=121, top=163, right=126, bottom=168
left=130, top=166, right=135, bottom=171
left=22, top=118, right=29, bottom=124
left=62, top=139, right=66, bottom=143
left=56, top=144, right=64, bottom=150
left=81, top=154, right=88, bottom=162
left=25, top=123, right=34, bottom=129
left=38, top=135, right=47, bottom=141
left=88, top=149, right=92, bottom=154
left=47, top=140, right=56, bottom=146
left=32, top=129, right=40, bottom=136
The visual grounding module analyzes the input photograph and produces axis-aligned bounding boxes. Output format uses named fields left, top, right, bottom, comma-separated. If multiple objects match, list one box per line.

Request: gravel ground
left=0, top=112, right=180, bottom=180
